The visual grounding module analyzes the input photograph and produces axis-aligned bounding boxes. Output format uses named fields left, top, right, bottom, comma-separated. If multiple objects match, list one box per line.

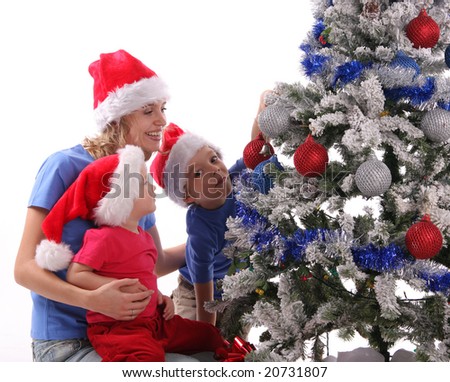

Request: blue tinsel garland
left=351, top=243, right=411, bottom=272
left=301, top=51, right=330, bottom=77
left=311, top=18, right=332, bottom=48
left=234, top=200, right=450, bottom=294
left=417, top=271, right=450, bottom=293
left=332, top=61, right=370, bottom=88
left=312, top=19, right=327, bottom=40
left=437, top=101, right=450, bottom=111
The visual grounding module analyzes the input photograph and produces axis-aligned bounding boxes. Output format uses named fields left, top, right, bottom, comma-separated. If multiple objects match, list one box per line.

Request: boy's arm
left=148, top=225, right=186, bottom=277
left=194, top=281, right=216, bottom=325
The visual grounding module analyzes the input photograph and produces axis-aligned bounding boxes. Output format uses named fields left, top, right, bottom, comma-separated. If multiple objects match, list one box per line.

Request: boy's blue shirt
left=179, top=158, right=246, bottom=299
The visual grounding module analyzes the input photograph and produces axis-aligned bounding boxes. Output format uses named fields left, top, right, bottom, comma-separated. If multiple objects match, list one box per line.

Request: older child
left=36, top=145, right=227, bottom=361
left=150, top=107, right=265, bottom=332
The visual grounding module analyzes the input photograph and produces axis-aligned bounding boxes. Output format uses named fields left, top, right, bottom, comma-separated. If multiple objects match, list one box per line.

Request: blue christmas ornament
left=390, top=51, right=420, bottom=77
left=445, top=45, right=450, bottom=68
left=384, top=76, right=435, bottom=105
left=251, top=155, right=284, bottom=194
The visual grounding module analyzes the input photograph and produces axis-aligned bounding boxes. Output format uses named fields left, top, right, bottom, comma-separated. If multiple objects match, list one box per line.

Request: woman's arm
left=147, top=224, right=186, bottom=277
left=194, top=281, right=216, bottom=325
left=14, top=207, right=151, bottom=321
left=67, top=260, right=153, bottom=294
left=251, top=89, right=274, bottom=140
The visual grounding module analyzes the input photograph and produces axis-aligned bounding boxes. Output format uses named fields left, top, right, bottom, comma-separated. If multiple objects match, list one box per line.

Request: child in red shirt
left=35, top=144, right=227, bottom=361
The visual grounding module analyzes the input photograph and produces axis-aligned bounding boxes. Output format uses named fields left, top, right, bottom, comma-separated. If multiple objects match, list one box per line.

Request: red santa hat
left=89, top=49, right=170, bottom=131
left=150, top=123, right=221, bottom=207
left=35, top=145, right=146, bottom=271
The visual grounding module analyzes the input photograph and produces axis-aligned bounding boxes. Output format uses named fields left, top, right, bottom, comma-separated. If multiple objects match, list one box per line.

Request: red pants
left=88, top=309, right=225, bottom=362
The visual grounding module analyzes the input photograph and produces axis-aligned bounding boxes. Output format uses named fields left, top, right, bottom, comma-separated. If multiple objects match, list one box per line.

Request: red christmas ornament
left=405, top=214, right=443, bottom=259
left=405, top=9, right=440, bottom=49
left=293, top=134, right=328, bottom=177
left=243, top=132, right=274, bottom=170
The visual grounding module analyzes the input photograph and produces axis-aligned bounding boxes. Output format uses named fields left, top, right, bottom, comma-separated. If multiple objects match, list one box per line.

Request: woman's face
left=125, top=101, right=167, bottom=160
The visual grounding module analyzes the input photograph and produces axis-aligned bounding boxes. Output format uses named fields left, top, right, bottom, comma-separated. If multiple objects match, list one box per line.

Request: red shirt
left=72, top=225, right=158, bottom=323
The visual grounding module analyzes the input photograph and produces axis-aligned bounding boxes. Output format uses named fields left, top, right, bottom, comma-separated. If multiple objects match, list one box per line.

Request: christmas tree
left=210, top=0, right=450, bottom=361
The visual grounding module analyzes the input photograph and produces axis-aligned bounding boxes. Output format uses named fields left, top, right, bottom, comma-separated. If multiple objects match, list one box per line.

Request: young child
left=150, top=122, right=258, bottom=333
left=35, top=144, right=227, bottom=362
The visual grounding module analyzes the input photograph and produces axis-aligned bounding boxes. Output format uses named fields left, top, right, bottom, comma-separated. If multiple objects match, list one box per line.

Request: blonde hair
left=82, top=116, right=134, bottom=160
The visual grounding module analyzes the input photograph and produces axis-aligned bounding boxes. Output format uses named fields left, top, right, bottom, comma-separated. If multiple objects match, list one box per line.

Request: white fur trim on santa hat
left=163, top=133, right=222, bottom=207
left=35, top=240, right=74, bottom=272
left=94, top=76, right=170, bottom=130
left=94, top=145, right=146, bottom=226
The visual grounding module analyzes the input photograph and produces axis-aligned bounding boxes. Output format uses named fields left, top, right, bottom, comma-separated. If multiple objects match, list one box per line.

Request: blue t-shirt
left=28, top=144, right=156, bottom=340
left=179, top=158, right=246, bottom=299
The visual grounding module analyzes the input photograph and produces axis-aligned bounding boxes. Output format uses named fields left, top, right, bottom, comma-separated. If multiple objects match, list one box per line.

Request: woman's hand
left=88, top=278, right=152, bottom=321
left=119, top=279, right=152, bottom=295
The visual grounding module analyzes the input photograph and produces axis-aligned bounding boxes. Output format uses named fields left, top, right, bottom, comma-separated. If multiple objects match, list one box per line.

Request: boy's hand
left=252, top=89, right=276, bottom=140
left=259, top=89, right=273, bottom=110
left=158, top=291, right=175, bottom=320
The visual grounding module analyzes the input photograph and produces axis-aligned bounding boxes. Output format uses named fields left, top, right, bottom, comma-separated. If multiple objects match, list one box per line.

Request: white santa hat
left=35, top=145, right=146, bottom=271
left=150, top=123, right=221, bottom=207
left=89, top=49, right=170, bottom=131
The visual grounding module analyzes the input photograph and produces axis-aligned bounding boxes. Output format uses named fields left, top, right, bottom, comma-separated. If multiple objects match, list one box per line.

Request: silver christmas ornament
left=258, top=104, right=292, bottom=139
left=355, top=159, right=392, bottom=197
left=420, top=108, right=450, bottom=143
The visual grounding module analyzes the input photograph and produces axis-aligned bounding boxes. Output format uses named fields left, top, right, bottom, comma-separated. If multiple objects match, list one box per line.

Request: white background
left=0, top=0, right=415, bottom=363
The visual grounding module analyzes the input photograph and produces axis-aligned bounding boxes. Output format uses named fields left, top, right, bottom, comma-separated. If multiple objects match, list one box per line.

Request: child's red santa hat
left=35, top=145, right=146, bottom=271
left=150, top=123, right=222, bottom=207
left=89, top=49, right=170, bottom=131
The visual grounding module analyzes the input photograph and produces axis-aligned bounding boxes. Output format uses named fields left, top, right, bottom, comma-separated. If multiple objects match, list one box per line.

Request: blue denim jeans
left=32, top=339, right=101, bottom=362
left=32, top=339, right=210, bottom=362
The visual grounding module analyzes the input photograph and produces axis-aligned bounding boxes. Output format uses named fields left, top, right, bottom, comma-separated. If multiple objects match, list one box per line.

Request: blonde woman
left=15, top=50, right=188, bottom=361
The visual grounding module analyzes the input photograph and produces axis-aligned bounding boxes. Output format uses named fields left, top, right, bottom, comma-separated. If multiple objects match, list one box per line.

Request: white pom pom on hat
left=89, top=49, right=170, bottom=131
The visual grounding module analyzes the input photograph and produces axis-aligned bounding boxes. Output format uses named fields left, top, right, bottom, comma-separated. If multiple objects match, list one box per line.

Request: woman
left=14, top=49, right=188, bottom=361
